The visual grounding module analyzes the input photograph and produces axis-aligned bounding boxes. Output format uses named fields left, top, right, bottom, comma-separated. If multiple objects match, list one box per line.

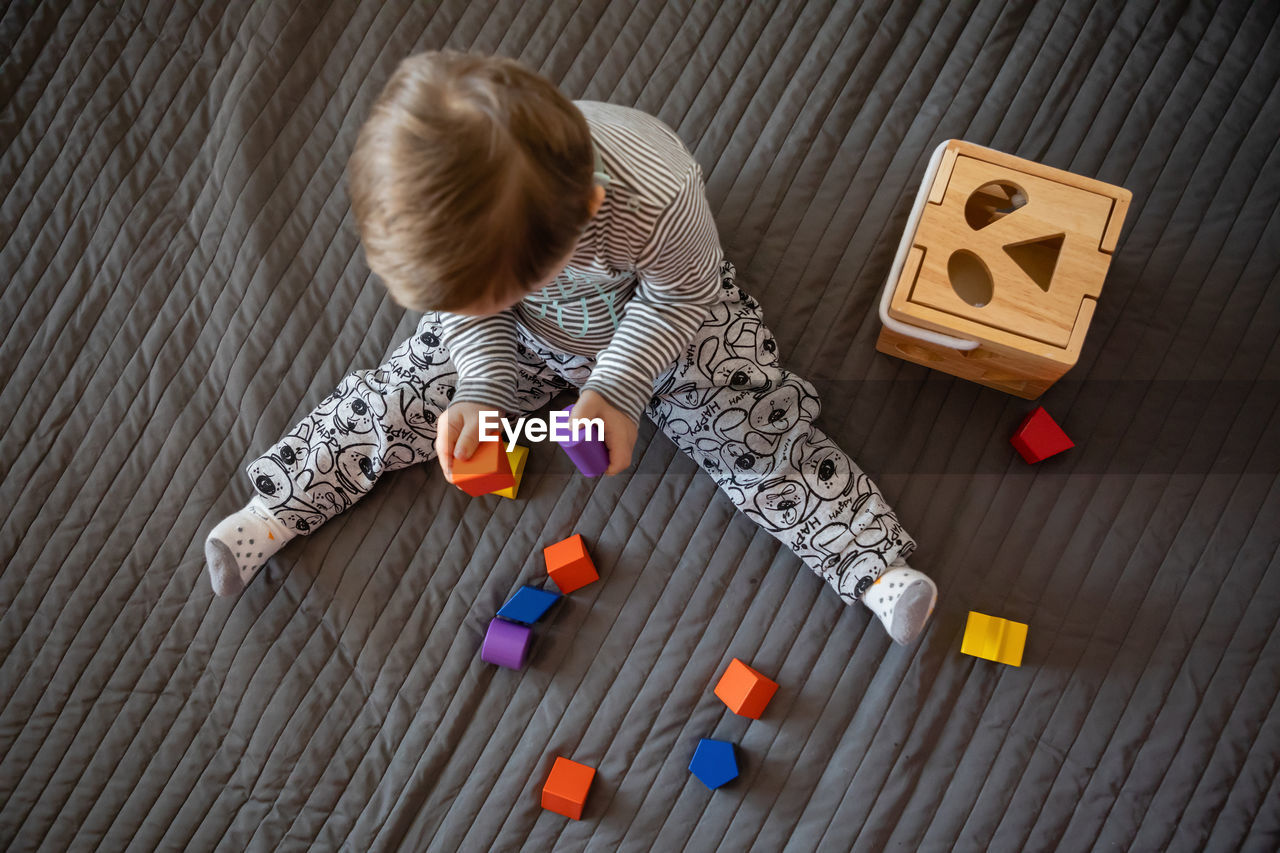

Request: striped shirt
left=440, top=101, right=724, bottom=422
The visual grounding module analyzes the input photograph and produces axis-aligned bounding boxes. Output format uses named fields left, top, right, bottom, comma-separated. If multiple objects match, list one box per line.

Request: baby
left=205, top=51, right=937, bottom=644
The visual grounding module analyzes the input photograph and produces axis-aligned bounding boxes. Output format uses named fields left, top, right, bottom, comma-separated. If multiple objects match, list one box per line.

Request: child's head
left=348, top=51, right=600, bottom=314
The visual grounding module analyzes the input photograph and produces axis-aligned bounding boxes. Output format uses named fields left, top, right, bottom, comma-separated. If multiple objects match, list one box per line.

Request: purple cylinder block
left=557, top=405, right=610, bottom=477
left=481, top=617, right=532, bottom=669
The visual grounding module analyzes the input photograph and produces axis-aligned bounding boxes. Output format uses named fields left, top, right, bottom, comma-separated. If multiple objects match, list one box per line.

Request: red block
left=543, top=534, right=599, bottom=594
left=1010, top=406, right=1074, bottom=463
left=448, top=440, right=515, bottom=496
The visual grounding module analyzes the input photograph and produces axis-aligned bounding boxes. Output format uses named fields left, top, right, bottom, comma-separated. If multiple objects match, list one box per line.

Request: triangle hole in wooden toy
left=1003, top=233, right=1064, bottom=292
left=964, top=180, right=1027, bottom=230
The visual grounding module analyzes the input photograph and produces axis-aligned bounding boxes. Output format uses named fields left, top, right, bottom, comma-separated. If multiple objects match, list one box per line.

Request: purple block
left=481, top=618, right=532, bottom=669
left=556, top=405, right=610, bottom=477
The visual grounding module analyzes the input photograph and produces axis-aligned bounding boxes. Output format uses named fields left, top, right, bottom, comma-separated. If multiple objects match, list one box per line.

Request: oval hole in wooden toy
left=948, top=250, right=994, bottom=307
left=965, top=181, right=1027, bottom=230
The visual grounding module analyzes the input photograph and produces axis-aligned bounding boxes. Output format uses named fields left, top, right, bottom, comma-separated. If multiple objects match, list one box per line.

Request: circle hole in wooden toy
left=948, top=249, right=994, bottom=307
left=895, top=341, right=943, bottom=363
left=982, top=372, right=1031, bottom=390
left=965, top=181, right=1027, bottom=230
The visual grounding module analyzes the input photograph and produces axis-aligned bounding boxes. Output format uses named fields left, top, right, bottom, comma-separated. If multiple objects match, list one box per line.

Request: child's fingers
left=570, top=393, right=630, bottom=476
left=603, top=430, right=620, bottom=474
left=435, top=438, right=453, bottom=480
left=454, top=417, right=480, bottom=461
left=604, top=428, right=631, bottom=476
left=435, top=409, right=463, bottom=479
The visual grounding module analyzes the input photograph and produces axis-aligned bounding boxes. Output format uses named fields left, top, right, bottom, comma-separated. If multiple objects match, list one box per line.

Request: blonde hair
left=348, top=51, right=596, bottom=312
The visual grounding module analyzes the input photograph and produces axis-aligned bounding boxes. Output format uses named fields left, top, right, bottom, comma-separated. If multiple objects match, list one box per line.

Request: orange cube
left=541, top=756, right=595, bottom=820
left=714, top=658, right=778, bottom=719
left=543, top=534, right=598, bottom=594
left=448, top=440, right=514, bottom=497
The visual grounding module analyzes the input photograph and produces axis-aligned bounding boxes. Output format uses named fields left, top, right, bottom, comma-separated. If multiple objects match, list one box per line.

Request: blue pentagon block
left=497, top=585, right=561, bottom=625
left=689, top=738, right=738, bottom=790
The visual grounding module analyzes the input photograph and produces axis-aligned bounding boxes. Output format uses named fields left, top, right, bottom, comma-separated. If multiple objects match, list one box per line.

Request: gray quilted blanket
left=3, top=1, right=1278, bottom=850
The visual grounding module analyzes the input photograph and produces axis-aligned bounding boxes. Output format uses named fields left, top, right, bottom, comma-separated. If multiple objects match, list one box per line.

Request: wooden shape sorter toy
left=877, top=139, right=1131, bottom=399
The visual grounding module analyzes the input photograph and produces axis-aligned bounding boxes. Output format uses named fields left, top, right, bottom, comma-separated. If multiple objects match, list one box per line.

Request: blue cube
left=689, top=738, right=738, bottom=790
left=497, top=585, right=561, bottom=625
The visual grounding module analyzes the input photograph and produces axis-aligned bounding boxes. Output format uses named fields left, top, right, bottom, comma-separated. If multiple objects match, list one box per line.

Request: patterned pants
left=247, top=262, right=915, bottom=604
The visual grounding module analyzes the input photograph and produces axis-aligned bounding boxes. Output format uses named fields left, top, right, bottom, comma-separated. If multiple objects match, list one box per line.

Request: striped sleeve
left=437, top=310, right=520, bottom=413
left=583, top=164, right=723, bottom=422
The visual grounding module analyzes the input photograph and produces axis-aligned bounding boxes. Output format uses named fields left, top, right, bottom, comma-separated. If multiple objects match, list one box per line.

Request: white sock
left=860, top=560, right=937, bottom=644
left=205, top=495, right=296, bottom=596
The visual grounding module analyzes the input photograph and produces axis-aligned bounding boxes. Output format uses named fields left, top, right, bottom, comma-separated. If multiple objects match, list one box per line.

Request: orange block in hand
left=714, top=658, right=778, bottom=719
left=448, top=440, right=514, bottom=497
left=543, top=534, right=598, bottom=594
left=541, top=756, right=595, bottom=820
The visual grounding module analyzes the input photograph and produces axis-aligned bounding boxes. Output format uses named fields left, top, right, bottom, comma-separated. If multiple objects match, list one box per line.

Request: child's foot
left=860, top=563, right=937, bottom=644
left=205, top=496, right=295, bottom=596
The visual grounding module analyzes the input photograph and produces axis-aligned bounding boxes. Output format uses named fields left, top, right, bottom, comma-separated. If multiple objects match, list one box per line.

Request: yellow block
left=961, top=611, right=1027, bottom=666
left=494, top=445, right=528, bottom=499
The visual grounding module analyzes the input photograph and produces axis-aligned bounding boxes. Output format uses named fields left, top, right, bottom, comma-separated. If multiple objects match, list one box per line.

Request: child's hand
left=571, top=390, right=637, bottom=476
left=436, top=401, right=499, bottom=482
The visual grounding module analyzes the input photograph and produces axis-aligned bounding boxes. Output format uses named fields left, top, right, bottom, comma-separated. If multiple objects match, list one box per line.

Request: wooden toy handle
left=878, top=139, right=981, bottom=352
